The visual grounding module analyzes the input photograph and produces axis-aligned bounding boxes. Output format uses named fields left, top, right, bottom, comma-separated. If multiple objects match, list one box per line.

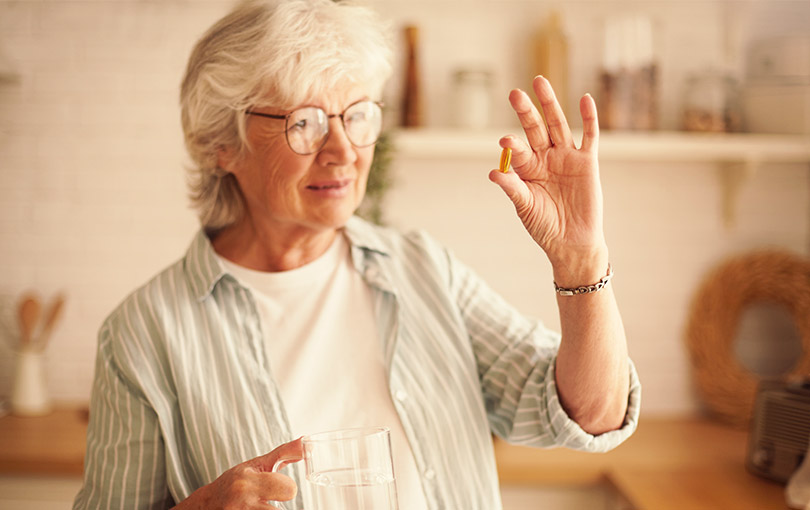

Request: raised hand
left=489, top=75, right=607, bottom=275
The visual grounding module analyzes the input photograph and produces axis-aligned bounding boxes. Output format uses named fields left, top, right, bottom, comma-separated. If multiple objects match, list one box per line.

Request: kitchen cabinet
left=0, top=408, right=791, bottom=509
left=1, top=477, right=625, bottom=510
left=0, top=407, right=85, bottom=509
left=0, top=476, right=82, bottom=510
left=500, top=484, right=634, bottom=510
left=494, top=417, right=789, bottom=510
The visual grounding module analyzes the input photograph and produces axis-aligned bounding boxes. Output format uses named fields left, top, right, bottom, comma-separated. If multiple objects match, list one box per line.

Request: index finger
left=249, top=438, right=304, bottom=473
left=508, top=88, right=551, bottom=153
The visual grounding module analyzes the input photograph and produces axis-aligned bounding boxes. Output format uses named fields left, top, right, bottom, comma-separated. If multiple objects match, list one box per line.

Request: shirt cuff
left=543, top=357, right=642, bottom=453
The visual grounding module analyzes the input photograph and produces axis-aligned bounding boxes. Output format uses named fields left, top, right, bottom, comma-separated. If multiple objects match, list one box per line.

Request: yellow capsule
left=499, top=147, right=512, bottom=173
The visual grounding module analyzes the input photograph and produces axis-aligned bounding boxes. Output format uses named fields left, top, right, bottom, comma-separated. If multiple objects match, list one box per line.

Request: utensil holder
left=11, top=349, right=51, bottom=416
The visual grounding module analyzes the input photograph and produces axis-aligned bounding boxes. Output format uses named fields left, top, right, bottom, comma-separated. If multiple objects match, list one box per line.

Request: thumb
left=488, top=168, right=530, bottom=209
left=248, top=437, right=305, bottom=473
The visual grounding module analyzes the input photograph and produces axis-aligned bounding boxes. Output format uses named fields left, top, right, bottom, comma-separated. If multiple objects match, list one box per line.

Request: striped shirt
left=73, top=216, right=641, bottom=510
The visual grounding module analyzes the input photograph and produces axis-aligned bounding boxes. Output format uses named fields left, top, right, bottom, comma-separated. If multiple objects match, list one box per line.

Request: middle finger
left=532, top=75, right=574, bottom=148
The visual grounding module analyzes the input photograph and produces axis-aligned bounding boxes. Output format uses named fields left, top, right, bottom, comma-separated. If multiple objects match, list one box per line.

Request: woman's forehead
left=260, top=78, right=369, bottom=109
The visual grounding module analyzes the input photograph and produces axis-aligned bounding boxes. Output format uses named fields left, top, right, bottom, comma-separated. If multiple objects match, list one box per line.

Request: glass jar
left=682, top=69, right=743, bottom=132
left=452, top=68, right=493, bottom=130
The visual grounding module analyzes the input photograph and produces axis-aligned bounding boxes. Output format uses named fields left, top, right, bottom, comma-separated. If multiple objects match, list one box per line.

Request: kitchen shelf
left=391, top=128, right=810, bottom=165
left=391, top=128, right=810, bottom=227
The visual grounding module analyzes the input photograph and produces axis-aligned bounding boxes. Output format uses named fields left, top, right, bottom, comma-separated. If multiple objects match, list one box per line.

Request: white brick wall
left=384, top=155, right=809, bottom=416
left=0, top=1, right=229, bottom=402
left=0, top=0, right=807, bottom=415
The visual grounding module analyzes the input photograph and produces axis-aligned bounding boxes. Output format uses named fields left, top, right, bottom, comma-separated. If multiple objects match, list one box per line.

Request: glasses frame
left=245, top=100, right=384, bottom=155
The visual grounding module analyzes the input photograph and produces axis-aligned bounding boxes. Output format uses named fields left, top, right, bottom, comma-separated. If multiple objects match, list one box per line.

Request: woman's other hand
left=489, top=75, right=606, bottom=275
left=173, top=438, right=303, bottom=510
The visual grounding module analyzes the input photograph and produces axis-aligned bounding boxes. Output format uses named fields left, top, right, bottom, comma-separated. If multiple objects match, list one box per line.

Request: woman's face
left=221, top=83, right=375, bottom=238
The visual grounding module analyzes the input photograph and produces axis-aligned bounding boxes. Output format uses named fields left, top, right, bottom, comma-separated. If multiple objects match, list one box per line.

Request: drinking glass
left=274, top=427, right=399, bottom=510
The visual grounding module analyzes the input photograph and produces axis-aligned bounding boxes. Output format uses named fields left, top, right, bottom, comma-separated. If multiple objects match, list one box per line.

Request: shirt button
left=424, top=469, right=436, bottom=480
left=395, top=390, right=408, bottom=402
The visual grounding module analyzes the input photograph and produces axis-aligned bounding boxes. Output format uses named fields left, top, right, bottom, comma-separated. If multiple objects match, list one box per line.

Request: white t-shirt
left=219, top=233, right=428, bottom=510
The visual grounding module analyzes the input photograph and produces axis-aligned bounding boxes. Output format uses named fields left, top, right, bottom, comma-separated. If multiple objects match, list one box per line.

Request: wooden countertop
left=0, top=407, right=88, bottom=477
left=0, top=407, right=790, bottom=509
left=494, top=416, right=789, bottom=510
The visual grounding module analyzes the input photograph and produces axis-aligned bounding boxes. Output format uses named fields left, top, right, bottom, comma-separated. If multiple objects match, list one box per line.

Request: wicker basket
left=685, top=250, right=810, bottom=427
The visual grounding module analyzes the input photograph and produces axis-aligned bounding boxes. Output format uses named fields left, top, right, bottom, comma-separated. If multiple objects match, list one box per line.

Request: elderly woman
left=73, top=0, right=640, bottom=509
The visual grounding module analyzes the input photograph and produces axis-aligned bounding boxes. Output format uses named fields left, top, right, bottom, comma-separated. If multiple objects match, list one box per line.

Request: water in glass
left=308, top=467, right=397, bottom=510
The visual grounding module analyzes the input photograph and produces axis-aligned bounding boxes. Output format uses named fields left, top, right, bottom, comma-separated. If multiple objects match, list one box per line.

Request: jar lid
left=453, top=68, right=493, bottom=83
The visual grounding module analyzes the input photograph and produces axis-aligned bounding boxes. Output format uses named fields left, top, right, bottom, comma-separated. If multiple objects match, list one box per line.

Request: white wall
left=384, top=154, right=808, bottom=415
left=0, top=0, right=807, bottom=416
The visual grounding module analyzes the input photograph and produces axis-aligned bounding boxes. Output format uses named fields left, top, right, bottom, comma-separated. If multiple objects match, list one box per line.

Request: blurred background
left=0, top=0, right=808, bottom=508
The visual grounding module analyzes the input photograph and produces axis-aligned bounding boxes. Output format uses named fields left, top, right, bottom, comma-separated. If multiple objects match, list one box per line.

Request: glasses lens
left=343, top=101, right=383, bottom=148
left=286, top=107, right=329, bottom=155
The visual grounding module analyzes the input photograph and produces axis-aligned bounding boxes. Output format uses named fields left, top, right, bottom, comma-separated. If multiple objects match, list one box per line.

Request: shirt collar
left=344, top=216, right=397, bottom=295
left=184, top=216, right=391, bottom=301
left=343, top=216, right=391, bottom=258
left=184, top=229, right=229, bottom=301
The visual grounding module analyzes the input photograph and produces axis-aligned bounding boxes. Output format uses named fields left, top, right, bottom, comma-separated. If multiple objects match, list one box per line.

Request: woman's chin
left=308, top=206, right=357, bottom=230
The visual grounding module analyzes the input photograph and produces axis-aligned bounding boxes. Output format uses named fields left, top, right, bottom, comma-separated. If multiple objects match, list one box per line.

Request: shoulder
left=90, top=258, right=189, bottom=398
left=101, top=230, right=220, bottom=338
left=98, top=231, right=216, bottom=369
left=99, top=257, right=189, bottom=358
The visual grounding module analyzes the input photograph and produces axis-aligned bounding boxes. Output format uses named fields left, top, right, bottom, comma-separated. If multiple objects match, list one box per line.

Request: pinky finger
left=579, top=93, right=599, bottom=153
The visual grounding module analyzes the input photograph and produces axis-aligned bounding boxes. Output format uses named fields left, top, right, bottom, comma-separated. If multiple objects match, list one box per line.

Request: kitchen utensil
left=17, top=294, right=40, bottom=350
left=35, top=293, right=65, bottom=351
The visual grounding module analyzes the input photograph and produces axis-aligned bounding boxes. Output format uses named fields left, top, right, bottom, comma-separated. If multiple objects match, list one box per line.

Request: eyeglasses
left=245, top=100, right=384, bottom=155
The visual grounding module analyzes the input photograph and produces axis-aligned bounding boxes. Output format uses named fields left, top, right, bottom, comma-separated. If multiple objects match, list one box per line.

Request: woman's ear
left=217, top=145, right=237, bottom=174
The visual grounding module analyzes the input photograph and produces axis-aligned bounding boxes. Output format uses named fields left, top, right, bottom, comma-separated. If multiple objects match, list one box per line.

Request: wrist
left=173, top=482, right=212, bottom=510
left=549, top=245, right=609, bottom=288
left=554, top=263, right=613, bottom=296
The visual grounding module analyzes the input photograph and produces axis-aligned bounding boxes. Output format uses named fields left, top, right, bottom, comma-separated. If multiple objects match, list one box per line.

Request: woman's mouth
left=306, top=179, right=351, bottom=196
left=308, top=182, right=344, bottom=190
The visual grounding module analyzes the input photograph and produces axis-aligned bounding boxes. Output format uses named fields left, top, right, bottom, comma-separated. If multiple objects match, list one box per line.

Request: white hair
left=180, top=0, right=394, bottom=231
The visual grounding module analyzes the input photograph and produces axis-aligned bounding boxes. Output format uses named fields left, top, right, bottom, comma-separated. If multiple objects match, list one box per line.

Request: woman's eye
left=290, top=119, right=308, bottom=130
left=346, top=112, right=367, bottom=123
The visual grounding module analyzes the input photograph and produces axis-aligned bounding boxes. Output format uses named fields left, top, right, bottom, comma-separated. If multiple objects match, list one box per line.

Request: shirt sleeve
left=73, top=322, right=174, bottom=510
left=446, top=246, right=641, bottom=453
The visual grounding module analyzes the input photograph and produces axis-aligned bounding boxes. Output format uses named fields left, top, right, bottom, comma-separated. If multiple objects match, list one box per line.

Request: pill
left=499, top=147, right=512, bottom=173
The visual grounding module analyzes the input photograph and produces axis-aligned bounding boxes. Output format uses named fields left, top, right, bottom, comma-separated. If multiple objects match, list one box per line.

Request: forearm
left=492, top=74, right=631, bottom=436
left=551, top=250, right=630, bottom=435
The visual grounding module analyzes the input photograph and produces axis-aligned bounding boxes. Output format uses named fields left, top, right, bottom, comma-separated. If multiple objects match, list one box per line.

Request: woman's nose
left=318, top=117, right=357, bottom=164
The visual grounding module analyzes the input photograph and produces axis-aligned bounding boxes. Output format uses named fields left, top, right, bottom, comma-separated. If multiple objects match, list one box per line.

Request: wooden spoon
left=18, top=294, right=41, bottom=350
left=36, top=293, right=65, bottom=351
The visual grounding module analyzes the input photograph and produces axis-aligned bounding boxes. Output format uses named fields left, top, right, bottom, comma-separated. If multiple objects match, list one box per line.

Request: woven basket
left=685, top=250, right=810, bottom=427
